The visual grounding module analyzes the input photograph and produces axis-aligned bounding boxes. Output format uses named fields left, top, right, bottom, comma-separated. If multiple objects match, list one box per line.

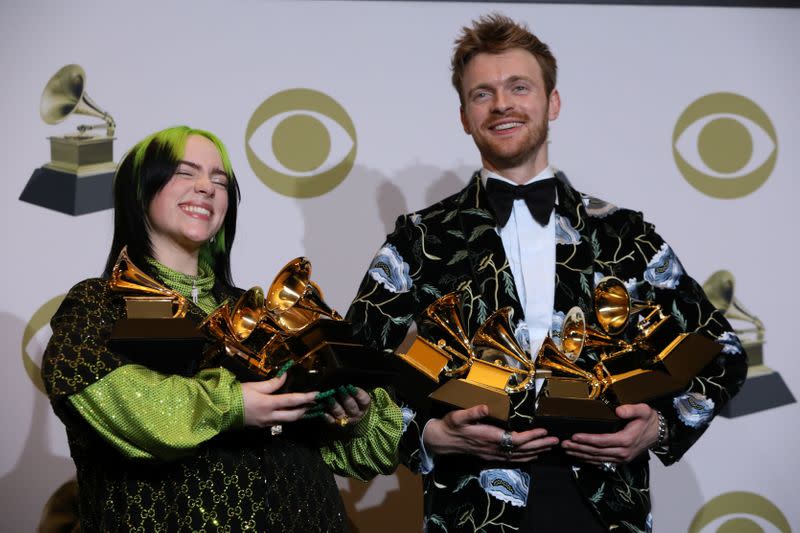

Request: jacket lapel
left=552, top=172, right=598, bottom=365
left=455, top=172, right=524, bottom=333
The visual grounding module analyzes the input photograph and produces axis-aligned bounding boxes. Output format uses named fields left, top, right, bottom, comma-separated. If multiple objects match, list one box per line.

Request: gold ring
left=335, top=415, right=350, bottom=427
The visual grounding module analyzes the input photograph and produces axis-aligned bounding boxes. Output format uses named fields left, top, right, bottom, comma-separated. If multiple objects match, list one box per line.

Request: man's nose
left=492, top=91, right=512, bottom=113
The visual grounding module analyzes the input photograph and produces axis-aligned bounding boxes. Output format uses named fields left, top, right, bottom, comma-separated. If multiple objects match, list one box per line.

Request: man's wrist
left=650, top=409, right=668, bottom=451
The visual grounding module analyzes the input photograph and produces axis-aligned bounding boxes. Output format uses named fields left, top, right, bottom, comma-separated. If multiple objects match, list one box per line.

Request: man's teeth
left=493, top=122, right=522, bottom=131
left=183, top=205, right=210, bottom=216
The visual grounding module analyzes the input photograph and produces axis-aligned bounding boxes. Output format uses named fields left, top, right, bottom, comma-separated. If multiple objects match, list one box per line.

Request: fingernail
left=275, top=360, right=295, bottom=378
left=346, top=384, right=358, bottom=395
left=314, top=389, right=335, bottom=401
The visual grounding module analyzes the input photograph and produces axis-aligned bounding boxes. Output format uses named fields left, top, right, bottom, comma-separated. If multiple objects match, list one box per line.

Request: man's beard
left=476, top=111, right=549, bottom=172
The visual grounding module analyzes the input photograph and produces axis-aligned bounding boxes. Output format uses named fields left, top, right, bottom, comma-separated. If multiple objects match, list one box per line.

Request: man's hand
left=561, top=403, right=660, bottom=466
left=241, top=373, right=318, bottom=428
left=423, top=404, right=559, bottom=462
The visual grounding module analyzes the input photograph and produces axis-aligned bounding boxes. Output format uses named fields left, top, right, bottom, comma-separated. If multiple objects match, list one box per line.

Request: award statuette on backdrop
left=704, top=271, right=795, bottom=416
left=108, top=247, right=206, bottom=376
left=20, top=64, right=116, bottom=215
left=201, top=257, right=392, bottom=391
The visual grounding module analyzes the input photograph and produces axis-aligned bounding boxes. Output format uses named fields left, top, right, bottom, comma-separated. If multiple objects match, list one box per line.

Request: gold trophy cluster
left=199, top=258, right=343, bottom=382
left=398, top=277, right=721, bottom=433
left=109, top=247, right=345, bottom=384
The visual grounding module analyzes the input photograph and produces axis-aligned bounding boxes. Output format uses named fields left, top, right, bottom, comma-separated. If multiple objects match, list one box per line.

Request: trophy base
left=428, top=378, right=510, bottom=423
left=110, top=318, right=206, bottom=376
left=720, top=365, right=796, bottom=417
left=534, top=378, right=622, bottom=439
left=274, top=320, right=394, bottom=391
left=20, top=166, right=114, bottom=215
left=651, top=332, right=722, bottom=382
left=604, top=332, right=722, bottom=405
left=391, top=354, right=440, bottom=410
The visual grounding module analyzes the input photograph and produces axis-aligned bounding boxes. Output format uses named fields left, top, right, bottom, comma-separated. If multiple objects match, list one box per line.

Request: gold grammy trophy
left=704, top=271, right=795, bottom=416
left=397, top=278, right=725, bottom=433
left=428, top=305, right=535, bottom=423
left=202, top=257, right=392, bottom=390
left=108, top=247, right=206, bottom=376
left=590, top=277, right=723, bottom=401
left=523, top=277, right=722, bottom=433
left=20, top=64, right=116, bottom=215
left=392, top=292, right=475, bottom=405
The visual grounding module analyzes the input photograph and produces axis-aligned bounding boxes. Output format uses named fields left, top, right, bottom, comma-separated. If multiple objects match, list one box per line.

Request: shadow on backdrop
left=0, top=310, right=76, bottom=532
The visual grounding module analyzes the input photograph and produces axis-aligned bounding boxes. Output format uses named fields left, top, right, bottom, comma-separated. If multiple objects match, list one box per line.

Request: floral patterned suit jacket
left=347, top=171, right=747, bottom=532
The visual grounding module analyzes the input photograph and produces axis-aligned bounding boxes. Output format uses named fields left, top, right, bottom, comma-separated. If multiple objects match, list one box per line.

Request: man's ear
left=548, top=89, right=561, bottom=121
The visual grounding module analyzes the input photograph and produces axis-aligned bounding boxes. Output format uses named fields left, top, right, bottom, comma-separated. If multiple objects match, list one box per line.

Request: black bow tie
left=485, top=177, right=557, bottom=227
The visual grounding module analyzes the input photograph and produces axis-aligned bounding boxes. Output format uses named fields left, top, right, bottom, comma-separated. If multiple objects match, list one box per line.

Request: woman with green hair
left=41, top=126, right=402, bottom=531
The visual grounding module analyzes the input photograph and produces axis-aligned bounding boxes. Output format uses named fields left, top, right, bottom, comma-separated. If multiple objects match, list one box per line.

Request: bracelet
left=652, top=410, right=667, bottom=450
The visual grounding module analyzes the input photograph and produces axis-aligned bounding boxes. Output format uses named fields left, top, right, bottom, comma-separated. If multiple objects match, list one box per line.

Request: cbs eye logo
left=22, top=294, right=65, bottom=394
left=690, top=491, right=790, bottom=533
left=245, top=88, right=357, bottom=198
left=672, top=92, right=777, bottom=199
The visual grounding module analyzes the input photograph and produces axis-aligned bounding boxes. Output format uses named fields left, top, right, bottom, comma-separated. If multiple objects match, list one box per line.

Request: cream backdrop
left=1, top=1, right=798, bottom=531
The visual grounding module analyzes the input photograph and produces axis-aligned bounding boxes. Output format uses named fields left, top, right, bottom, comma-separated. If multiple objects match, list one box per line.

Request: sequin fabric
left=42, top=276, right=348, bottom=532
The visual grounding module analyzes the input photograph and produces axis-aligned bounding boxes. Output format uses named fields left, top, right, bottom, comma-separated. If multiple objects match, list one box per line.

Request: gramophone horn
left=109, top=246, right=188, bottom=319
left=594, top=276, right=659, bottom=336
left=472, top=307, right=534, bottom=392
left=199, top=301, right=266, bottom=372
left=229, top=287, right=284, bottom=341
left=420, top=291, right=474, bottom=375
left=535, top=338, right=604, bottom=400
left=561, top=306, right=631, bottom=361
left=266, top=257, right=342, bottom=332
left=703, top=270, right=764, bottom=339
left=40, top=64, right=115, bottom=136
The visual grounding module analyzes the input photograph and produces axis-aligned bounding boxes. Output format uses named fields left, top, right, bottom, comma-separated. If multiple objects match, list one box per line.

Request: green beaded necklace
left=144, top=257, right=217, bottom=314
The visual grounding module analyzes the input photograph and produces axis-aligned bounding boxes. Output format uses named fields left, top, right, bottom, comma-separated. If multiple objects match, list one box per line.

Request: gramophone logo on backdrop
left=245, top=88, right=357, bottom=198
left=702, top=271, right=795, bottom=417
left=672, top=92, right=777, bottom=199
left=19, top=64, right=117, bottom=215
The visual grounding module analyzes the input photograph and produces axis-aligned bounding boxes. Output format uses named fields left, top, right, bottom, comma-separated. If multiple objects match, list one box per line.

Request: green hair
left=104, top=125, right=241, bottom=289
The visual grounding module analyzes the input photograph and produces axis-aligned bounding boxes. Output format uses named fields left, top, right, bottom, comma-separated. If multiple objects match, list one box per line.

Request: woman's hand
left=241, top=373, right=318, bottom=428
left=322, top=385, right=372, bottom=428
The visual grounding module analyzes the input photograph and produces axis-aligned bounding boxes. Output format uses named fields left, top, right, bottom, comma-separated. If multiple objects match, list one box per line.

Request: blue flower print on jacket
left=478, top=468, right=530, bottom=507
left=368, top=244, right=413, bottom=294
left=582, top=195, right=619, bottom=218
left=717, top=331, right=745, bottom=356
left=644, top=243, right=684, bottom=290
left=400, top=405, right=416, bottom=434
left=674, top=392, right=715, bottom=428
left=513, top=320, right=531, bottom=356
left=555, top=214, right=581, bottom=245
left=550, top=310, right=566, bottom=346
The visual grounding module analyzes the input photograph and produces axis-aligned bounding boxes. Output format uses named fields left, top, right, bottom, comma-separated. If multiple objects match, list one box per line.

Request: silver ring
left=600, top=461, right=616, bottom=473
left=270, top=424, right=283, bottom=436
left=499, top=431, right=514, bottom=452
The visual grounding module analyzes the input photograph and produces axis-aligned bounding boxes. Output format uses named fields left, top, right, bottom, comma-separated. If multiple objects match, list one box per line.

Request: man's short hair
left=451, top=13, right=558, bottom=105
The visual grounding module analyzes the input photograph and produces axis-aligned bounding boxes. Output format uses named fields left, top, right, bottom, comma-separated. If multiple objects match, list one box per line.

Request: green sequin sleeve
left=68, top=364, right=244, bottom=461
left=319, top=387, right=402, bottom=481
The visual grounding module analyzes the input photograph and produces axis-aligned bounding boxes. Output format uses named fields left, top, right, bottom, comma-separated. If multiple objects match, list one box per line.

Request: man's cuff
left=419, top=418, right=437, bottom=474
